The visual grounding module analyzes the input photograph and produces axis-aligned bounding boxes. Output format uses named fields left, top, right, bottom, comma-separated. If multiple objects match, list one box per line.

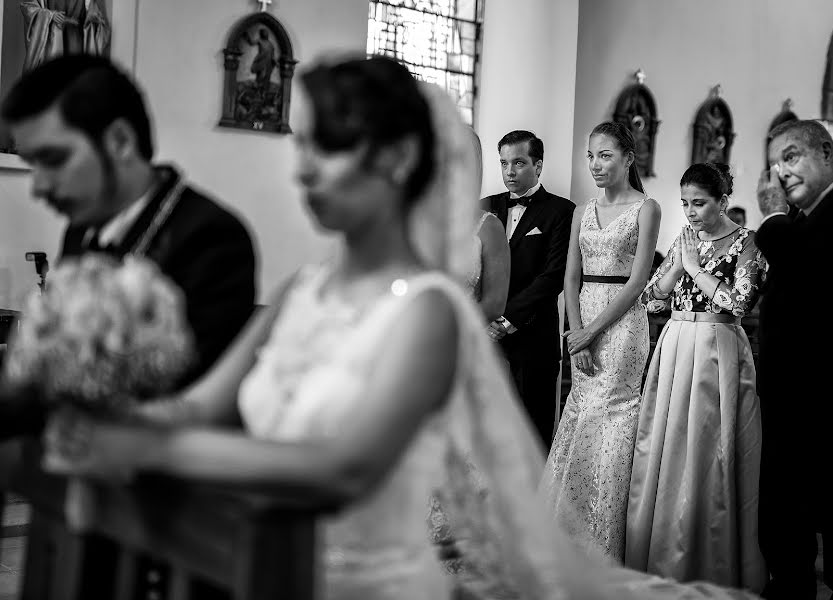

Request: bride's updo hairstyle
left=299, top=55, right=436, bottom=208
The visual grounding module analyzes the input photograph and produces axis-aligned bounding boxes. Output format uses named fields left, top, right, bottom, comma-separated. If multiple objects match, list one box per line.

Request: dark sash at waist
left=583, top=275, right=629, bottom=284
left=670, top=310, right=742, bottom=325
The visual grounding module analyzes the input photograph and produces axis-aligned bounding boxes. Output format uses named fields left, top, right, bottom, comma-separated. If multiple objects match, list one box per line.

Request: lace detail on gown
left=541, top=199, right=650, bottom=563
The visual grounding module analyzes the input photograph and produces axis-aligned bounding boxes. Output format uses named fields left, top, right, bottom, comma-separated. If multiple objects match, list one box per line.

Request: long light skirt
left=625, top=318, right=766, bottom=592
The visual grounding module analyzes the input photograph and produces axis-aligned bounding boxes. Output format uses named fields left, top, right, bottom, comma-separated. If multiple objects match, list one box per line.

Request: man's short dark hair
left=1, top=54, right=154, bottom=160
left=767, top=119, right=833, bottom=155
left=497, top=130, right=544, bottom=162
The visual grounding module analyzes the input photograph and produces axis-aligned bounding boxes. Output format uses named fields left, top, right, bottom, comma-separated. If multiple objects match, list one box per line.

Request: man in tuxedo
left=756, top=119, right=833, bottom=599
left=1, top=54, right=256, bottom=388
left=482, top=130, right=574, bottom=448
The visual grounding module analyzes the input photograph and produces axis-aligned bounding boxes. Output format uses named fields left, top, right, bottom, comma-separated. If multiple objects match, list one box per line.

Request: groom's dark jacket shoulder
left=481, top=186, right=574, bottom=329
left=60, top=184, right=257, bottom=384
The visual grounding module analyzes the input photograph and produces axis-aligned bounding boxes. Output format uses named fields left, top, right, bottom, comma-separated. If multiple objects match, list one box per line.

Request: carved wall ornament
left=692, top=85, right=735, bottom=165
left=768, top=98, right=798, bottom=133
left=765, top=99, right=798, bottom=165
left=219, top=10, right=297, bottom=134
left=823, top=29, right=833, bottom=121
left=613, top=68, right=660, bottom=178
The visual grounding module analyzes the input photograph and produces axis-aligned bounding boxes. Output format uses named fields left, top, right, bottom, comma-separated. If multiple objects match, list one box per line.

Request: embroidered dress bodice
left=643, top=227, right=767, bottom=316
left=580, top=198, right=645, bottom=278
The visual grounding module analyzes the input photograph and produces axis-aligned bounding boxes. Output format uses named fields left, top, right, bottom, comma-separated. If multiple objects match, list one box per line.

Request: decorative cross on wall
left=256, top=0, right=272, bottom=11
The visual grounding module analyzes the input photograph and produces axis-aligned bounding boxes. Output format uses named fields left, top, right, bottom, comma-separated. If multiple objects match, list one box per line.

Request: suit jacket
left=482, top=186, right=574, bottom=357
left=756, top=188, right=832, bottom=406
left=60, top=165, right=257, bottom=387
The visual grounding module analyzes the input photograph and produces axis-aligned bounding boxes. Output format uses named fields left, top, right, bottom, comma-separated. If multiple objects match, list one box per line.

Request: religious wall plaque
left=823, top=29, right=833, bottom=122
left=764, top=99, right=798, bottom=165
left=613, top=69, right=660, bottom=178
left=692, top=85, right=735, bottom=165
left=219, top=8, right=297, bottom=134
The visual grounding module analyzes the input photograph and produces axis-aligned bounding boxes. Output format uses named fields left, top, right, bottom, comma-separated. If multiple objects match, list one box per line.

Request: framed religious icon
left=764, top=99, right=798, bottom=166
left=692, top=86, right=735, bottom=165
left=612, top=69, right=660, bottom=179
left=219, top=11, right=297, bottom=134
left=823, top=29, right=833, bottom=122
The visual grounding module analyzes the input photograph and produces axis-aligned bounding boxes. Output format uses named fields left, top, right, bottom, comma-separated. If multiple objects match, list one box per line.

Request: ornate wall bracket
left=823, top=30, right=833, bottom=121
left=764, top=99, right=798, bottom=165
left=219, top=11, right=297, bottom=134
left=692, top=85, right=735, bottom=165
left=613, top=68, right=660, bottom=178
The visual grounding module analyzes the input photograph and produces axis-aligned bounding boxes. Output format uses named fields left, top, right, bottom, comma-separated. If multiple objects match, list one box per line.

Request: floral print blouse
left=642, top=227, right=767, bottom=317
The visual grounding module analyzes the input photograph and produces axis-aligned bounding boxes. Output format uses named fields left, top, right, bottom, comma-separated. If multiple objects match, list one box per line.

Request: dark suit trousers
left=500, top=330, right=561, bottom=449
left=759, top=388, right=831, bottom=599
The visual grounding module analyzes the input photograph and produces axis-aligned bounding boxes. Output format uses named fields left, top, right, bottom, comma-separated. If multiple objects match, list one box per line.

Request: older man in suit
left=482, top=130, right=574, bottom=448
left=756, top=119, right=833, bottom=600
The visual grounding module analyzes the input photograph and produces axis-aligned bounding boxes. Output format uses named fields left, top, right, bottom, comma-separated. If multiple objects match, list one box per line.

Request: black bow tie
left=507, top=196, right=531, bottom=208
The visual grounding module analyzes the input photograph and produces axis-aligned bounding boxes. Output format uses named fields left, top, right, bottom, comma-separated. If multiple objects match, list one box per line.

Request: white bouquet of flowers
left=3, top=254, right=194, bottom=411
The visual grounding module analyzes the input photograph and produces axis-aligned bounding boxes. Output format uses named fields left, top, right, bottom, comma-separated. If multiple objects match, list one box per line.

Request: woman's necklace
left=698, top=218, right=740, bottom=242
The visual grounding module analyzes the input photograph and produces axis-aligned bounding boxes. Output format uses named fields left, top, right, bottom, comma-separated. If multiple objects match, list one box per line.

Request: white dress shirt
left=497, top=181, right=542, bottom=334
left=82, top=189, right=153, bottom=250
left=505, top=181, right=541, bottom=240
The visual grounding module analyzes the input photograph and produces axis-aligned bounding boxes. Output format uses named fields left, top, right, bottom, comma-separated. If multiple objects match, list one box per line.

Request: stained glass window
left=367, top=0, right=484, bottom=125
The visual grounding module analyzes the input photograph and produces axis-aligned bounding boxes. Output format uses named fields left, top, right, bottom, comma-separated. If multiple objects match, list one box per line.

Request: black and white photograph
left=0, top=1, right=830, bottom=599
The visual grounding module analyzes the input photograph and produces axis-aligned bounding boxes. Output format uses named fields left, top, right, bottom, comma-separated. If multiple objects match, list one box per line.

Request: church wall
left=571, top=0, right=833, bottom=253
left=476, top=0, right=579, bottom=201
left=0, top=0, right=368, bottom=309
left=133, top=0, right=369, bottom=300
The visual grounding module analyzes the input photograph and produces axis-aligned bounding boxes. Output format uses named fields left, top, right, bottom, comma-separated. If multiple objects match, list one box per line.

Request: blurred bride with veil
left=39, top=54, right=759, bottom=600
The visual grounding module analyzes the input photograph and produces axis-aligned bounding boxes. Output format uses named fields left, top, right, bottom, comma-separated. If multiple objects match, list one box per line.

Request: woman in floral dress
left=626, top=163, right=767, bottom=592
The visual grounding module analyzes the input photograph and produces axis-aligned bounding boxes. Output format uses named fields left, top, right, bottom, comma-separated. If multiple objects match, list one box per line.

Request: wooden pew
left=2, top=439, right=321, bottom=600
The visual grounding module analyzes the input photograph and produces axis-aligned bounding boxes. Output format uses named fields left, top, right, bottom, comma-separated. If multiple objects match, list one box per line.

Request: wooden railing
left=2, top=439, right=321, bottom=600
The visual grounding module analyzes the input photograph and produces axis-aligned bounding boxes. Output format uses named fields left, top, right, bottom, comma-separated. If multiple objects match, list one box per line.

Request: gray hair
left=767, top=119, right=833, bottom=154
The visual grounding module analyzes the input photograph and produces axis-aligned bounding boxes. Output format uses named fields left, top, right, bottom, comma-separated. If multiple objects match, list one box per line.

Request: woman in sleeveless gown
left=625, top=164, right=767, bottom=591
left=41, top=59, right=762, bottom=600
left=542, top=122, right=660, bottom=562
